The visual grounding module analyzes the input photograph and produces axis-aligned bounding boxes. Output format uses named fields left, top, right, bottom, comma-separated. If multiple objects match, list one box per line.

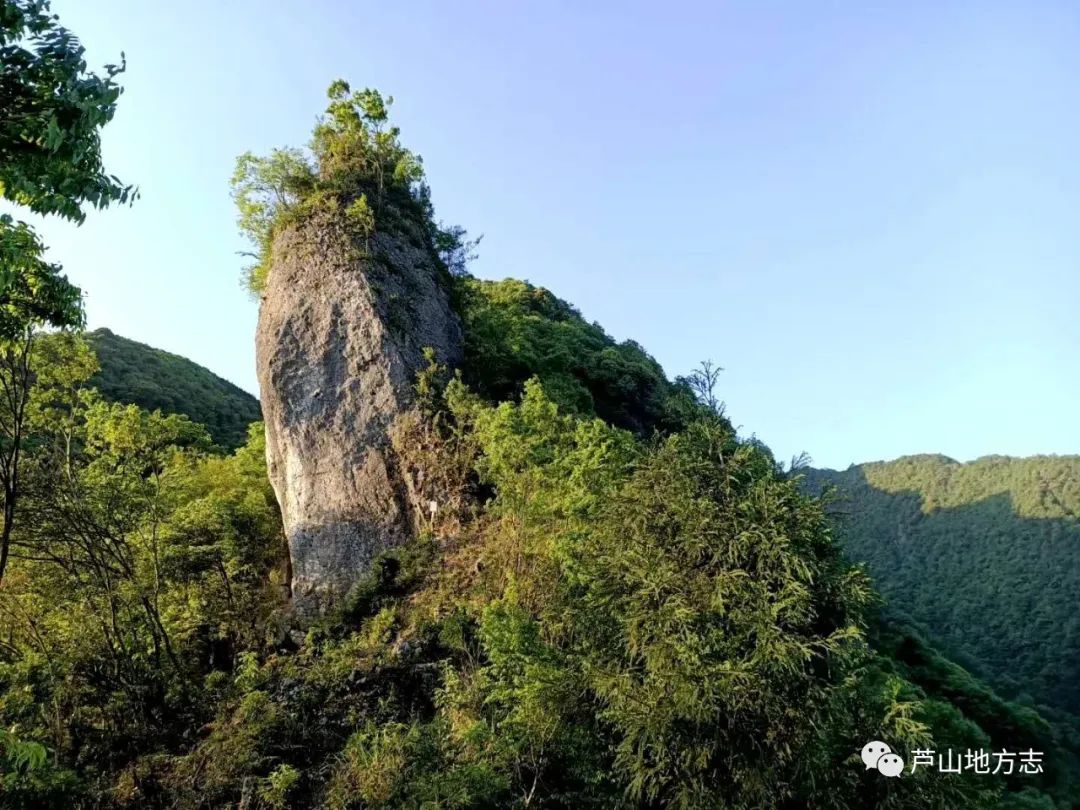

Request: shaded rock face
left=256, top=219, right=462, bottom=614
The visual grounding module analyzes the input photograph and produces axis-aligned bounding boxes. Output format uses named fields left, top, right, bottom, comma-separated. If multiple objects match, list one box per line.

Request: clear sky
left=17, top=0, right=1080, bottom=470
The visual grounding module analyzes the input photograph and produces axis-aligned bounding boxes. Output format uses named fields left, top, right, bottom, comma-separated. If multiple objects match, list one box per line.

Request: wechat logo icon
left=861, top=741, right=904, bottom=777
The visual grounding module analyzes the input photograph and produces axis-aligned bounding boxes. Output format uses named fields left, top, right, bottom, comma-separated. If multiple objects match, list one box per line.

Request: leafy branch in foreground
left=1, top=0, right=135, bottom=223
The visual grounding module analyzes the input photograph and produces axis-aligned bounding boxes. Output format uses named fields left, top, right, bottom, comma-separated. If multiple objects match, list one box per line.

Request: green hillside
left=457, top=276, right=703, bottom=437
left=805, top=454, right=1080, bottom=716
left=804, top=454, right=1080, bottom=792
left=86, top=328, right=262, bottom=449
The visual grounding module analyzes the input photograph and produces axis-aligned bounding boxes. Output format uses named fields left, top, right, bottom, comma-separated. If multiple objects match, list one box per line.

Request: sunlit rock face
left=255, top=218, right=461, bottom=615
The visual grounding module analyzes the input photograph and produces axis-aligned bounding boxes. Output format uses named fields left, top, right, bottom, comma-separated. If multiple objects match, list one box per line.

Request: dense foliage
left=1, top=0, right=132, bottom=307
left=0, top=338, right=1034, bottom=807
left=0, top=0, right=133, bottom=584
left=0, top=333, right=287, bottom=805
left=804, top=456, right=1080, bottom=716
left=0, top=0, right=134, bottom=223
left=806, top=455, right=1080, bottom=805
left=86, top=328, right=262, bottom=450
left=456, top=277, right=700, bottom=437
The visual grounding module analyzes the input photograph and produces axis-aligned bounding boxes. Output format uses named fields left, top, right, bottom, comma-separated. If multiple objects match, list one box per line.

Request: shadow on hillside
left=806, top=467, right=1080, bottom=721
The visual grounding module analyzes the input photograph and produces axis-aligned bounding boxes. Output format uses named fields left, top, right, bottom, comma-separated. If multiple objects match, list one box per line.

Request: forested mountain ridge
left=87, top=328, right=262, bottom=449
left=804, top=454, right=1080, bottom=803
left=804, top=453, right=1080, bottom=717
left=455, top=276, right=701, bottom=436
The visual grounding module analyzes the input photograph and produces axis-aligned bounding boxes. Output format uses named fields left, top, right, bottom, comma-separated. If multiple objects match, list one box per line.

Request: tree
left=0, top=0, right=132, bottom=582
left=230, top=147, right=314, bottom=292
left=0, top=249, right=85, bottom=583
left=684, top=358, right=724, bottom=415
left=1, top=0, right=134, bottom=224
left=1, top=0, right=134, bottom=296
left=0, top=219, right=82, bottom=339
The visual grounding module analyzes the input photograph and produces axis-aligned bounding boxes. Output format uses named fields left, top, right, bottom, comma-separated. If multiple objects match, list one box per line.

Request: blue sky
left=18, top=1, right=1080, bottom=469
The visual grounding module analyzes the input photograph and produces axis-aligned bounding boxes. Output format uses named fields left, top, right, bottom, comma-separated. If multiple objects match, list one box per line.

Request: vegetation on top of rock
left=231, top=80, right=475, bottom=294
left=87, top=327, right=261, bottom=449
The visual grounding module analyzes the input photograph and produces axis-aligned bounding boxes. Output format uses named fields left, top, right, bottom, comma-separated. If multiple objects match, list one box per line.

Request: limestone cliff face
left=255, top=217, right=462, bottom=613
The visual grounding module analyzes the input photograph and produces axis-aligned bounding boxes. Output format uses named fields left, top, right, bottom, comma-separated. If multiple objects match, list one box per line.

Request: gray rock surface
left=255, top=217, right=462, bottom=614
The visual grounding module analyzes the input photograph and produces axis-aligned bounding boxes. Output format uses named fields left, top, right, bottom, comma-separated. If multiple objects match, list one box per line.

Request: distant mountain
left=87, top=328, right=261, bottom=449
left=804, top=454, right=1080, bottom=724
